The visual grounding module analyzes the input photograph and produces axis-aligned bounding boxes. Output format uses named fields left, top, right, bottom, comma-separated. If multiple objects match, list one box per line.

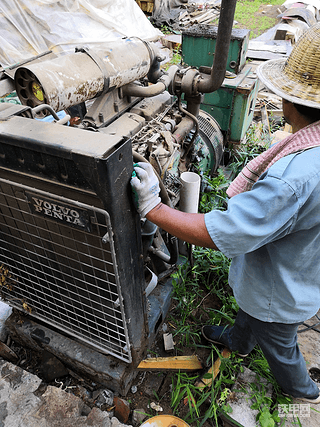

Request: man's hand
left=130, top=162, right=161, bottom=217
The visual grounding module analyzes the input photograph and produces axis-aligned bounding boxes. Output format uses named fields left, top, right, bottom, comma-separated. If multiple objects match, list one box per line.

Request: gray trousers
left=229, top=308, right=319, bottom=398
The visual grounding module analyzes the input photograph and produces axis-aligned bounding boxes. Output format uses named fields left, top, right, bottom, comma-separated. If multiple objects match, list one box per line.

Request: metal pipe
left=172, top=116, right=195, bottom=145
left=132, top=152, right=179, bottom=265
left=172, top=94, right=199, bottom=146
left=197, top=0, right=237, bottom=94
left=32, top=104, right=61, bottom=120
left=32, top=104, right=71, bottom=125
left=123, top=81, right=166, bottom=98
left=123, top=65, right=179, bottom=98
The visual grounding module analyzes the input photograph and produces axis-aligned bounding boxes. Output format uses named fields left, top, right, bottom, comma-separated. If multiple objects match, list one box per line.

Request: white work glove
left=131, top=162, right=161, bottom=217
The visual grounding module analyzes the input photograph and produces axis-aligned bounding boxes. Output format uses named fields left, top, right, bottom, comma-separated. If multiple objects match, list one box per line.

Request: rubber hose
left=132, top=151, right=179, bottom=265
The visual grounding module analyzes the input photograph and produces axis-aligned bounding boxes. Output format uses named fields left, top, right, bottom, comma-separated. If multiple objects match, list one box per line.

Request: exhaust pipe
left=197, top=0, right=237, bottom=94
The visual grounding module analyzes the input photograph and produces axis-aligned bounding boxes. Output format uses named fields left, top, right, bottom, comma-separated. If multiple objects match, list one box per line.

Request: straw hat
left=257, top=23, right=320, bottom=109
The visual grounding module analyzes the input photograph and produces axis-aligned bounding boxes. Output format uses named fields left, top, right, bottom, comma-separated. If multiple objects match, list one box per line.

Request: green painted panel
left=203, top=87, right=233, bottom=109
left=182, top=26, right=249, bottom=73
left=200, top=104, right=231, bottom=131
left=180, top=25, right=259, bottom=143
left=229, top=77, right=259, bottom=142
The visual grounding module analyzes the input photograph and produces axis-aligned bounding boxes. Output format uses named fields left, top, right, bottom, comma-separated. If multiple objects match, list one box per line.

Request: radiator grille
left=0, top=178, right=132, bottom=363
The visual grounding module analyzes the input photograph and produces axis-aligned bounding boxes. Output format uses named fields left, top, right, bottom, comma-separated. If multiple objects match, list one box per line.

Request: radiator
left=0, top=113, right=157, bottom=365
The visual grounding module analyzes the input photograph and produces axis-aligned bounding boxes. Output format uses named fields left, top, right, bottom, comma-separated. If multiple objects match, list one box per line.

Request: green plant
left=164, top=45, right=181, bottom=71
left=257, top=406, right=281, bottom=427
left=234, top=0, right=283, bottom=38
left=248, top=380, right=279, bottom=427
left=166, top=121, right=298, bottom=425
left=199, top=168, right=230, bottom=213
left=227, top=139, right=268, bottom=177
left=160, top=24, right=172, bottom=35
left=170, top=349, right=244, bottom=426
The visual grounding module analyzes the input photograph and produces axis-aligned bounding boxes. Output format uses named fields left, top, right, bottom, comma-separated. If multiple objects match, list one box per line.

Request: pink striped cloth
left=226, top=120, right=320, bottom=198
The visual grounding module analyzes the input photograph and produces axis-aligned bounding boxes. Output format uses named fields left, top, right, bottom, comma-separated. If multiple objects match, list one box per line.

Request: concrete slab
left=0, top=359, right=42, bottom=427
left=227, top=366, right=273, bottom=427
left=280, top=401, right=320, bottom=427
left=0, top=359, right=131, bottom=427
left=0, top=300, right=12, bottom=342
left=5, top=312, right=138, bottom=395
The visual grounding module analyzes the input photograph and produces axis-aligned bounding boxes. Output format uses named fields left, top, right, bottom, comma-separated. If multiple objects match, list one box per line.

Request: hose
left=32, top=104, right=70, bottom=125
left=132, top=151, right=171, bottom=207
left=132, top=151, right=179, bottom=265
left=123, top=65, right=179, bottom=98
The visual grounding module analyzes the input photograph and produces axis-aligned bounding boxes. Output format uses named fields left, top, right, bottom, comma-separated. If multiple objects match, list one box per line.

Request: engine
left=0, top=0, right=243, bottom=394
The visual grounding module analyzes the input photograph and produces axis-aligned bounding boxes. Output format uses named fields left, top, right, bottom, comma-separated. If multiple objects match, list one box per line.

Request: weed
left=165, top=120, right=301, bottom=425
left=164, top=45, right=181, bottom=71
left=160, top=24, right=172, bottom=35
left=200, top=168, right=230, bottom=213
left=170, top=349, right=244, bottom=426
left=234, top=0, right=283, bottom=38
left=227, top=134, right=269, bottom=178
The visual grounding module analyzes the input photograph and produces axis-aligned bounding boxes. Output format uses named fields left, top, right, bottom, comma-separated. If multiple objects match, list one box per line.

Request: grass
left=161, top=0, right=284, bottom=71
left=193, top=0, right=283, bottom=38
left=163, top=45, right=182, bottom=71
left=152, top=124, right=304, bottom=426
left=234, top=0, right=283, bottom=38
left=148, top=2, right=292, bottom=423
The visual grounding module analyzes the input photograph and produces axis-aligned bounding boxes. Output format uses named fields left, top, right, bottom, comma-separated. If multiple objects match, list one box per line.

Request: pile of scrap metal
left=247, top=0, right=320, bottom=61
left=277, top=0, right=319, bottom=40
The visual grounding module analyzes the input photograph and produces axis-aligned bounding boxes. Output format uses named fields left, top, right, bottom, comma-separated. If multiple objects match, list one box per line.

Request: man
left=131, top=23, right=320, bottom=402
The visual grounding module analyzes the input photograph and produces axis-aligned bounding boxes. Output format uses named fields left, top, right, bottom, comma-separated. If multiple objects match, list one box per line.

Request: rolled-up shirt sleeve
left=204, top=175, right=300, bottom=258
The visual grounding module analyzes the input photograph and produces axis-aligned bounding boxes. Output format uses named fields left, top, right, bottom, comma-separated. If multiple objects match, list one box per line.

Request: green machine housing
left=182, top=25, right=259, bottom=144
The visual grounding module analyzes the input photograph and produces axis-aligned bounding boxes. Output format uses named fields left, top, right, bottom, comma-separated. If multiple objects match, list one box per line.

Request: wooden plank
left=271, top=130, right=292, bottom=146
left=284, top=123, right=292, bottom=133
left=248, top=40, right=289, bottom=54
left=194, top=348, right=231, bottom=390
left=137, top=355, right=203, bottom=371
left=261, top=104, right=271, bottom=137
left=136, top=0, right=154, bottom=13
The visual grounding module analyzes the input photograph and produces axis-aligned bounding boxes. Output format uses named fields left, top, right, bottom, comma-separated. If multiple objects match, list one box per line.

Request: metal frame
left=0, top=178, right=132, bottom=363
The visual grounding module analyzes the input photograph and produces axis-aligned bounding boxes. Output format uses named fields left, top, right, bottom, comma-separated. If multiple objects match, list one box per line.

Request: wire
left=298, top=314, right=320, bottom=333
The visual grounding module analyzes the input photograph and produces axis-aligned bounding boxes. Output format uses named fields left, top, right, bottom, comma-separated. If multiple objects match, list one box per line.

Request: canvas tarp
left=0, top=0, right=162, bottom=67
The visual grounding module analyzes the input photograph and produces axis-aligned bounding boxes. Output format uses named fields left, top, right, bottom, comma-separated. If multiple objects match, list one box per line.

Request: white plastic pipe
left=179, top=172, right=201, bottom=214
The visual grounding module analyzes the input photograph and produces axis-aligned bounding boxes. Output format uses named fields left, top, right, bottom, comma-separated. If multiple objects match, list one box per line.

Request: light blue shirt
left=205, top=147, right=320, bottom=323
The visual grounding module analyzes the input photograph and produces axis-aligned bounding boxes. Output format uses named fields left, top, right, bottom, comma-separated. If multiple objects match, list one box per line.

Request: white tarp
left=0, top=0, right=162, bottom=67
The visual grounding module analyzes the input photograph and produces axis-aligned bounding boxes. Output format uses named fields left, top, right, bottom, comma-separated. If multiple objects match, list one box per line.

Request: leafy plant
left=164, top=45, right=182, bottom=71
left=160, top=24, right=172, bottom=35
left=258, top=406, right=281, bottom=427
left=200, top=168, right=230, bottom=213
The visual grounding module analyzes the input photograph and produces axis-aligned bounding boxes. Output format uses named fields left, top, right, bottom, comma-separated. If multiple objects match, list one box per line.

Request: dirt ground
left=235, top=3, right=284, bottom=37
left=256, top=3, right=284, bottom=20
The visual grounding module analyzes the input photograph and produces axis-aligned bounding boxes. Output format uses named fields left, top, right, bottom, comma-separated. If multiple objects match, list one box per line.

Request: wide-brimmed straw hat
left=257, top=23, right=320, bottom=109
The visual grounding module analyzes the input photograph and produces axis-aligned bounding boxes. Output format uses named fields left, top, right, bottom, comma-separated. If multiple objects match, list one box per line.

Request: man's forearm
left=146, top=203, right=219, bottom=250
